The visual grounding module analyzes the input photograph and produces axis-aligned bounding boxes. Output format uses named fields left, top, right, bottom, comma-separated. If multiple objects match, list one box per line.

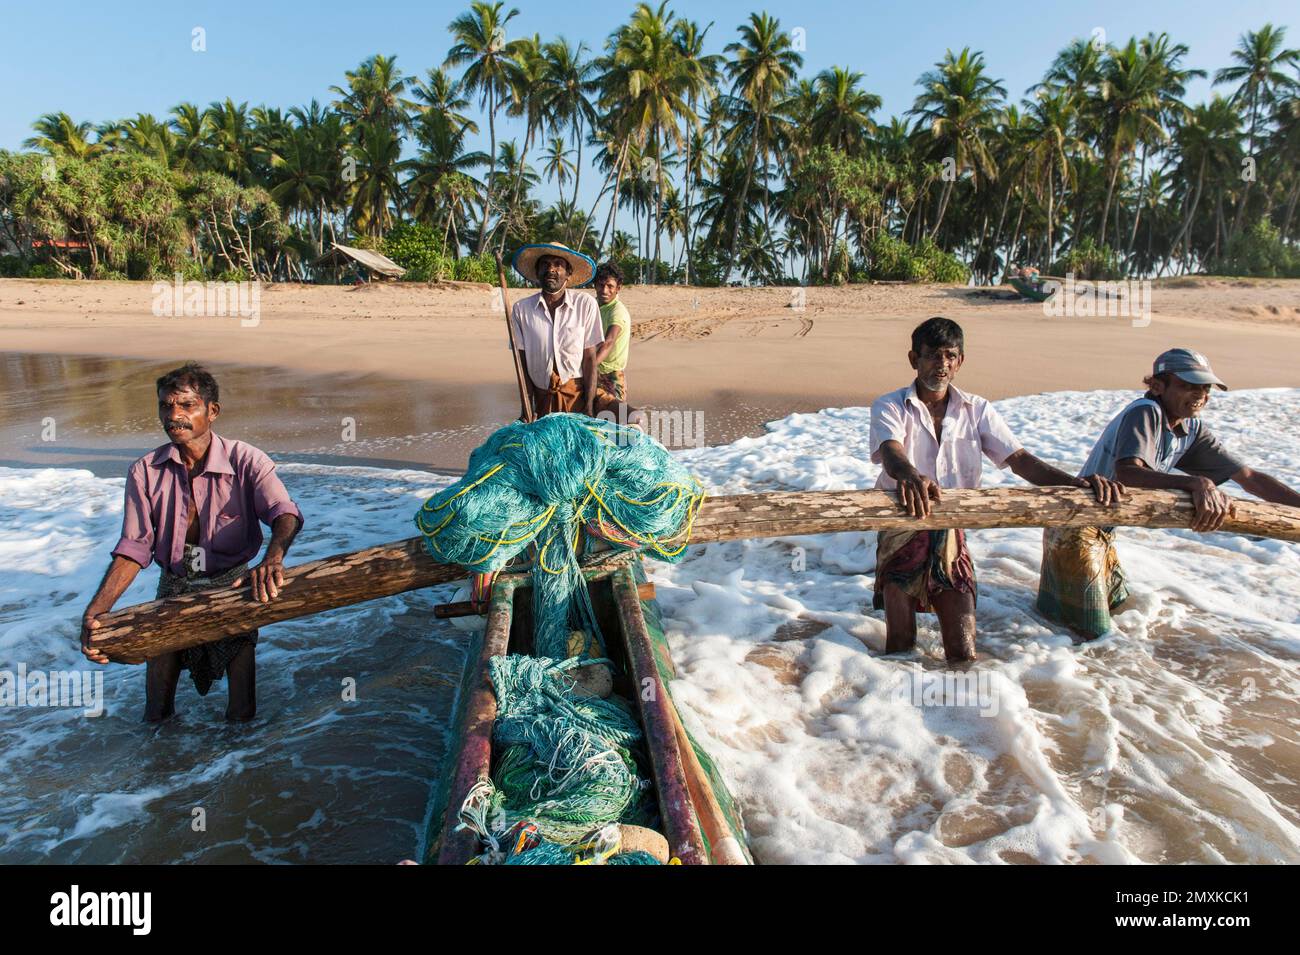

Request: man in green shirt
left=592, top=261, right=644, bottom=429
left=593, top=262, right=630, bottom=396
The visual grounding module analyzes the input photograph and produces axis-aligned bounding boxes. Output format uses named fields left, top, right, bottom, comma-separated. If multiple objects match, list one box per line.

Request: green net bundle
left=487, top=655, right=644, bottom=843
left=455, top=656, right=662, bottom=861
left=414, top=413, right=704, bottom=659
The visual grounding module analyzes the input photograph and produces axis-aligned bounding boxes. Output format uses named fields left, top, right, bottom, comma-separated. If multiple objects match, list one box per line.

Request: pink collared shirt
left=111, top=433, right=303, bottom=576
left=509, top=289, right=603, bottom=389
left=869, top=383, right=1022, bottom=490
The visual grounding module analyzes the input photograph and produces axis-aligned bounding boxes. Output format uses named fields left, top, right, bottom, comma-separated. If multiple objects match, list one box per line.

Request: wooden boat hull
left=1009, top=276, right=1055, bottom=302
left=423, top=555, right=751, bottom=865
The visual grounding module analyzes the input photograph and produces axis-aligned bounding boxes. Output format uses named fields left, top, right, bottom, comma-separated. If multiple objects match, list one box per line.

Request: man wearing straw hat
left=510, top=241, right=620, bottom=419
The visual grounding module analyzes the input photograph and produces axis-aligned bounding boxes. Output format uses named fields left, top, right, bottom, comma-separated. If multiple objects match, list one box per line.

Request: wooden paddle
left=496, top=251, right=535, bottom=423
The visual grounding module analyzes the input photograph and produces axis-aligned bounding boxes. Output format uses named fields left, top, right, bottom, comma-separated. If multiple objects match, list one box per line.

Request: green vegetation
left=2, top=8, right=1297, bottom=285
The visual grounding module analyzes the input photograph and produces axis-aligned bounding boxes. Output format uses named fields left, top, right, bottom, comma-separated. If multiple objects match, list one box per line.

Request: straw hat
left=512, top=241, right=596, bottom=287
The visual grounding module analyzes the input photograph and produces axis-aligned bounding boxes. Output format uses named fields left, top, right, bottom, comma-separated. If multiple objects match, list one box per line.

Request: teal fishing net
left=414, top=413, right=703, bottom=659
left=419, top=415, right=701, bottom=865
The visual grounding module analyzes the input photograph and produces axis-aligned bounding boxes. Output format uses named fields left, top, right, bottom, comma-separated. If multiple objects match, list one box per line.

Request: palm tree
left=170, top=103, right=211, bottom=173
left=1123, top=33, right=1202, bottom=264
left=541, top=38, right=598, bottom=213
left=446, top=1, right=522, bottom=253
left=204, top=98, right=256, bottom=186
left=674, top=18, right=723, bottom=283
left=404, top=119, right=484, bottom=258
left=607, top=2, right=696, bottom=280
left=24, top=112, right=105, bottom=159
left=498, top=33, right=549, bottom=255
left=722, top=12, right=803, bottom=279
left=350, top=124, right=404, bottom=238
left=110, top=113, right=178, bottom=168
left=329, top=54, right=413, bottom=139
left=1093, top=39, right=1166, bottom=248
left=541, top=135, right=576, bottom=194
left=1215, top=24, right=1299, bottom=159
left=910, top=48, right=1006, bottom=241
left=1021, top=89, right=1081, bottom=267
left=809, top=67, right=881, bottom=154
left=410, top=67, right=479, bottom=136
left=268, top=125, right=330, bottom=249
left=1214, top=24, right=1300, bottom=237
left=1164, top=96, right=1243, bottom=272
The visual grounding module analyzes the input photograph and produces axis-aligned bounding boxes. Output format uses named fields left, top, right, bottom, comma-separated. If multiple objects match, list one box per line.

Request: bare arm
left=1114, top=458, right=1234, bottom=532
left=81, top=555, right=146, bottom=663
left=593, top=323, right=623, bottom=367
left=581, top=346, right=598, bottom=416
left=878, top=439, right=941, bottom=518
left=1232, top=466, right=1300, bottom=508
left=1005, top=449, right=1124, bottom=504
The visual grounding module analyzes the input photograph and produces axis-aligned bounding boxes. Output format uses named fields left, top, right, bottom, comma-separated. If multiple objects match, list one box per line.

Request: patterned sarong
left=1035, top=525, right=1129, bottom=638
left=872, top=528, right=976, bottom=612
left=157, top=560, right=256, bottom=695
left=597, top=369, right=627, bottom=403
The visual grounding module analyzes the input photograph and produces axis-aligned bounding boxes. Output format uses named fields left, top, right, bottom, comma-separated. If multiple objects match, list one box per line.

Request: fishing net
left=416, top=414, right=702, bottom=865
left=414, top=413, right=703, bottom=659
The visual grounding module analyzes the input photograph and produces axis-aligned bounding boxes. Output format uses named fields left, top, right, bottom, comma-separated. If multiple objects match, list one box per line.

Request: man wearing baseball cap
left=1037, top=348, right=1300, bottom=639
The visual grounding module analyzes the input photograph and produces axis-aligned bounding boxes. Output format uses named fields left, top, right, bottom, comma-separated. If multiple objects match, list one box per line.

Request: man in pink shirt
left=80, top=363, right=303, bottom=722
left=869, top=318, right=1123, bottom=661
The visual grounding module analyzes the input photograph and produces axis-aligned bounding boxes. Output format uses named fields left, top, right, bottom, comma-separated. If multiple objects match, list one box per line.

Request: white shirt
left=869, top=383, right=1022, bottom=490
left=510, top=289, right=604, bottom=389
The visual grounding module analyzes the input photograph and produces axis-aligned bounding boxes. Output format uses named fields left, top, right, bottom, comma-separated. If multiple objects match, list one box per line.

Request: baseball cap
left=1152, top=348, right=1227, bottom=390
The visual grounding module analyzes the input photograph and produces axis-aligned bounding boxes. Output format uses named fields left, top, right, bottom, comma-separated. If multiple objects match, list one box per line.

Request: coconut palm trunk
left=475, top=89, right=497, bottom=254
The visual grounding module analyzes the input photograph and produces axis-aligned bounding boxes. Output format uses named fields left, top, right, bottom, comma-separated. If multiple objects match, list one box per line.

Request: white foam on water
left=653, top=387, right=1300, bottom=864
left=1, top=389, right=1297, bottom=863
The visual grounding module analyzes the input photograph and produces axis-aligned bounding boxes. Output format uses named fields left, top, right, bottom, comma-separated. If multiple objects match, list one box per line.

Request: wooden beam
left=684, top=486, right=1300, bottom=545
left=88, top=487, right=1300, bottom=663
left=90, top=538, right=463, bottom=664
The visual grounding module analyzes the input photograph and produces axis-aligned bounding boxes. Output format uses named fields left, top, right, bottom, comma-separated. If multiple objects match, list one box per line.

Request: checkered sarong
left=157, top=558, right=257, bottom=695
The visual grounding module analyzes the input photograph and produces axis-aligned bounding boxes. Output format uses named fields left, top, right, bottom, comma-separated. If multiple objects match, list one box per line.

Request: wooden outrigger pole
left=86, top=487, right=1300, bottom=663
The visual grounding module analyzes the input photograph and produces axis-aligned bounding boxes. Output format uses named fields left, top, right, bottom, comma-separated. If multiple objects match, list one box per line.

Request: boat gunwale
left=428, top=556, right=711, bottom=865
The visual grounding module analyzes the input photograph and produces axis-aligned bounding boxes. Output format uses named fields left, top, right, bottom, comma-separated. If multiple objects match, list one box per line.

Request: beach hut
left=313, top=242, right=406, bottom=283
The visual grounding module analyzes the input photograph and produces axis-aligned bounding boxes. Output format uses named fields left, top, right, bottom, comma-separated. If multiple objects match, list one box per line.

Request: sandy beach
left=3, top=276, right=1299, bottom=472
left=4, top=276, right=1300, bottom=402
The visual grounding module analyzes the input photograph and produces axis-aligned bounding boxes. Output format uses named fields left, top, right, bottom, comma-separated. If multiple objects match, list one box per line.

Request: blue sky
left=4, top=0, right=1296, bottom=218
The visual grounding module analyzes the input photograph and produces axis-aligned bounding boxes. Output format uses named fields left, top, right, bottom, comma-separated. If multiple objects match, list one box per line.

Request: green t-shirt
left=597, top=298, right=631, bottom=374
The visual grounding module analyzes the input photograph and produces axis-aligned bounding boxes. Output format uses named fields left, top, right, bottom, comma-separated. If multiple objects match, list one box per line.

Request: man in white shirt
left=510, top=241, right=619, bottom=419
left=869, top=317, right=1123, bottom=661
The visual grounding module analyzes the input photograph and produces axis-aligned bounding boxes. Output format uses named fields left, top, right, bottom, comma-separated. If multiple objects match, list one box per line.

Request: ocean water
left=0, top=389, right=1296, bottom=863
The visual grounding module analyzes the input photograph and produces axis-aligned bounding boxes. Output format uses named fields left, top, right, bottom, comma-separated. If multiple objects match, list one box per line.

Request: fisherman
left=869, top=317, right=1123, bottom=662
left=591, top=261, right=645, bottom=429
left=79, top=363, right=303, bottom=722
left=510, top=241, right=623, bottom=420
left=1036, top=348, right=1300, bottom=640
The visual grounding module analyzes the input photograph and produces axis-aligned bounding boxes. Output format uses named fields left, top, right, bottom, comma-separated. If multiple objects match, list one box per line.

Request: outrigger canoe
left=1008, top=276, right=1057, bottom=302
left=422, top=552, right=751, bottom=865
